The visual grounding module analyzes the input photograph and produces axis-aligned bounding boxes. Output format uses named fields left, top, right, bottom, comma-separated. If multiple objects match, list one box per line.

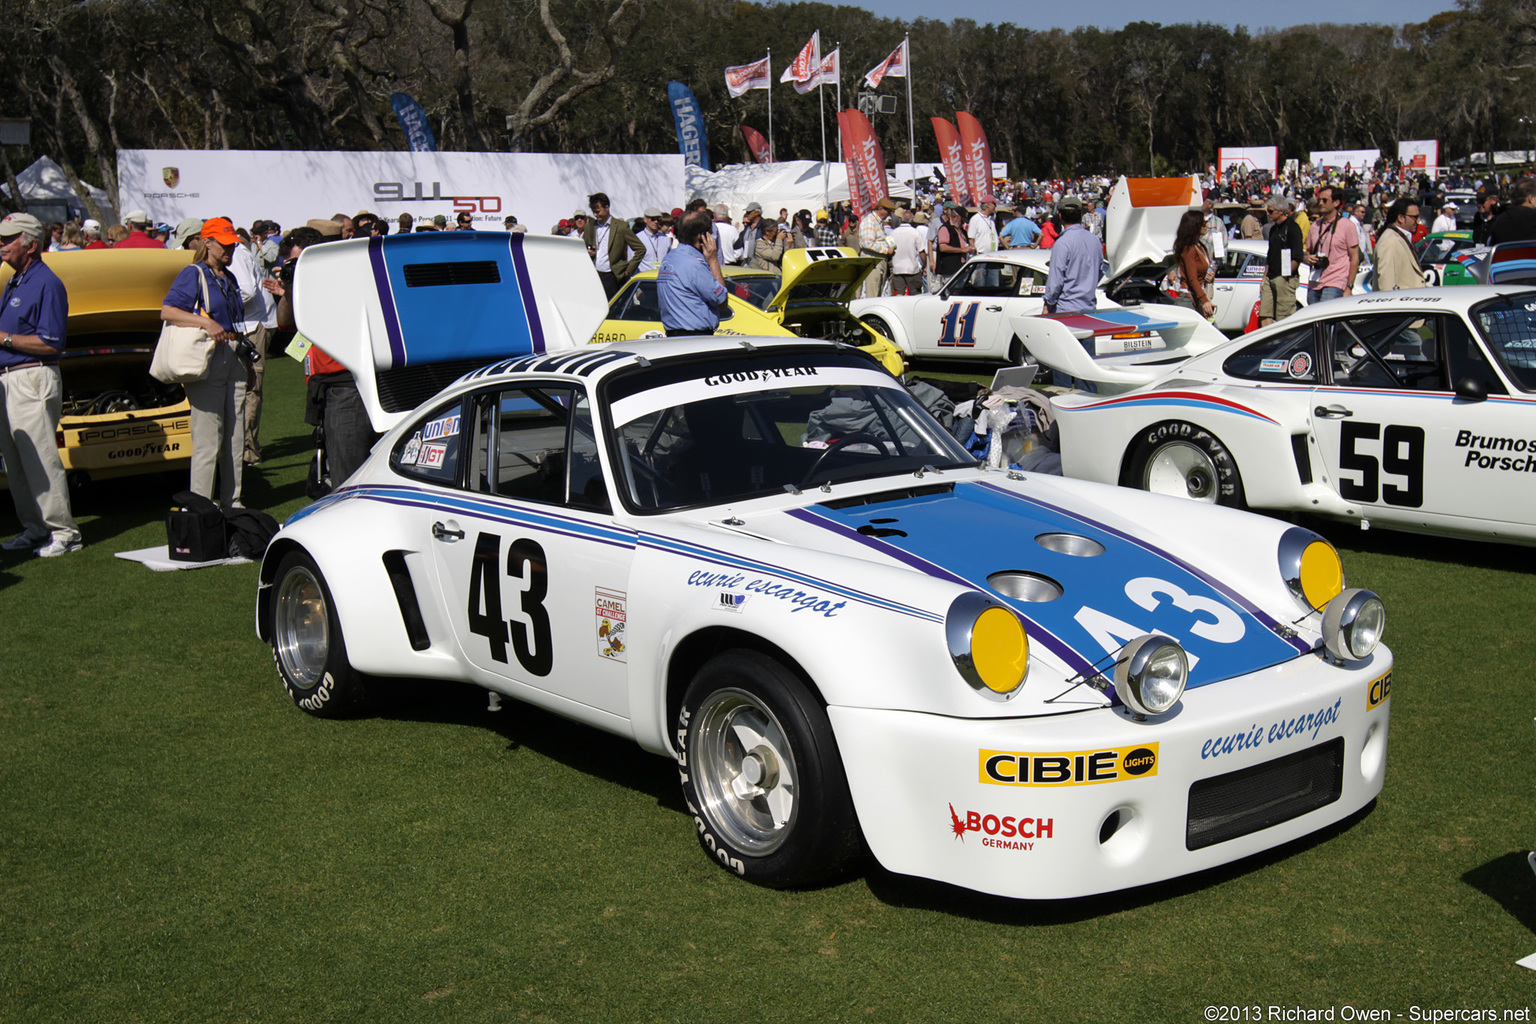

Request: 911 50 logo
left=979, top=744, right=1158, bottom=786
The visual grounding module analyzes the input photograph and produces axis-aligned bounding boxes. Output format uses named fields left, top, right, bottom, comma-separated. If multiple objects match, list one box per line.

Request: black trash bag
left=226, top=507, right=280, bottom=558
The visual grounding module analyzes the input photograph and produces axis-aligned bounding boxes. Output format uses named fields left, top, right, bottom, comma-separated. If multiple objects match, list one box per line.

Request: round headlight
left=946, top=592, right=1030, bottom=699
left=1280, top=528, right=1344, bottom=612
left=1321, top=588, right=1385, bottom=662
left=1114, top=634, right=1188, bottom=718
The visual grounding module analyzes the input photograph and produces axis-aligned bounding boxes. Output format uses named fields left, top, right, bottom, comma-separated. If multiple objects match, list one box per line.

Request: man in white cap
left=0, top=213, right=82, bottom=557
left=1431, top=201, right=1459, bottom=235
left=116, top=210, right=163, bottom=248
left=81, top=219, right=106, bottom=250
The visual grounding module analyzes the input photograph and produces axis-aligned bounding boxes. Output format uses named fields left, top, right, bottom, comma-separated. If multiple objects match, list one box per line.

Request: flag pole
left=819, top=80, right=828, bottom=211
left=766, top=49, right=774, bottom=162
left=905, top=35, right=916, bottom=207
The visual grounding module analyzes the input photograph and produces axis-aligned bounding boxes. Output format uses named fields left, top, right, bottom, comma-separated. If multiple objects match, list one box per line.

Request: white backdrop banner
left=1308, top=149, right=1381, bottom=170
left=117, top=150, right=687, bottom=234
left=1216, top=146, right=1278, bottom=176
left=1397, top=140, right=1440, bottom=171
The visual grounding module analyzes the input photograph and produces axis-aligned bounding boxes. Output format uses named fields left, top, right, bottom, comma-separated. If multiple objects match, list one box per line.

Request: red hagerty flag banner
left=863, top=40, right=908, bottom=89
left=740, top=125, right=772, bottom=163
left=794, top=48, right=839, bottom=95
left=931, top=117, right=970, bottom=205
left=955, top=112, right=993, bottom=205
left=780, top=31, right=820, bottom=83
left=840, top=109, right=888, bottom=218
left=724, top=56, right=771, bottom=98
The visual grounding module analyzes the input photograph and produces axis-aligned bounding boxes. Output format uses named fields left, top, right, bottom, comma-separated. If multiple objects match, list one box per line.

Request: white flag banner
left=794, top=48, right=839, bottom=94
left=725, top=56, right=771, bottom=98
left=780, top=31, right=820, bottom=83
left=863, top=40, right=908, bottom=89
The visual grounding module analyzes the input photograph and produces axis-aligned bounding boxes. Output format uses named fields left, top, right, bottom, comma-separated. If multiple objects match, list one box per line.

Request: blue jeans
left=1310, top=286, right=1344, bottom=304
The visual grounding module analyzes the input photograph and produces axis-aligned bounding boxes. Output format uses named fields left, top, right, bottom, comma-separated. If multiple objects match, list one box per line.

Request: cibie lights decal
left=979, top=745, right=1159, bottom=786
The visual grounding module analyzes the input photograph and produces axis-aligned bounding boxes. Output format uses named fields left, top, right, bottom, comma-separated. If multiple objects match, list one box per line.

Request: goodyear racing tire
left=270, top=550, right=367, bottom=717
left=678, top=650, right=860, bottom=888
left=1124, top=420, right=1247, bottom=509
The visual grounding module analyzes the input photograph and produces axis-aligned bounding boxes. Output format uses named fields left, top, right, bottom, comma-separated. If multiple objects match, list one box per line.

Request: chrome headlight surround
left=1114, top=634, right=1188, bottom=719
left=1321, top=588, right=1385, bottom=662
left=945, top=591, right=1030, bottom=701
left=1279, top=527, right=1344, bottom=613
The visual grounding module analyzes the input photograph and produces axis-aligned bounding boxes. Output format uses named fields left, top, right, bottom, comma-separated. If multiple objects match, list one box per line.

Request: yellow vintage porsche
left=0, top=248, right=195, bottom=484
left=591, top=246, right=907, bottom=376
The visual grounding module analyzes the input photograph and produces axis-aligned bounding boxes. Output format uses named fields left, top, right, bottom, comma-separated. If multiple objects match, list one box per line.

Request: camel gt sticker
left=596, top=587, right=627, bottom=661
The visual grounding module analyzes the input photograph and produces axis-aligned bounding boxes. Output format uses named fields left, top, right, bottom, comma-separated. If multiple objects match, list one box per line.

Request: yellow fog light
left=1281, top=528, right=1344, bottom=612
left=947, top=593, right=1030, bottom=699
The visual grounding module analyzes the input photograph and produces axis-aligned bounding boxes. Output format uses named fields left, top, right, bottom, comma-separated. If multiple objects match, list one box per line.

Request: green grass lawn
left=1, top=357, right=1533, bottom=1022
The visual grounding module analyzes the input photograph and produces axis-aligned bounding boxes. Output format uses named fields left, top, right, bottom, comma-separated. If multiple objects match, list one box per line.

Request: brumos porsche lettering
left=979, top=744, right=1159, bottom=786
left=702, top=366, right=819, bottom=386
left=948, top=803, right=1054, bottom=849
left=1201, top=698, right=1342, bottom=759
left=1456, top=429, right=1536, bottom=472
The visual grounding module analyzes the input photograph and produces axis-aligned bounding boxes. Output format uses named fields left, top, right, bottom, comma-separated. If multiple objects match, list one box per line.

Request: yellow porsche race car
left=0, top=248, right=195, bottom=485
left=592, top=246, right=907, bottom=376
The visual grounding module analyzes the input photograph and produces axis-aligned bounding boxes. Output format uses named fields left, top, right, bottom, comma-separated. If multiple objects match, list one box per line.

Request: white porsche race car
left=254, top=230, right=1392, bottom=900
left=1048, top=286, right=1536, bottom=545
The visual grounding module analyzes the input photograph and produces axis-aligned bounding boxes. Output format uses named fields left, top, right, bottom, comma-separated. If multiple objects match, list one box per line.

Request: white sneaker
left=1, top=533, right=45, bottom=552
left=34, top=538, right=83, bottom=558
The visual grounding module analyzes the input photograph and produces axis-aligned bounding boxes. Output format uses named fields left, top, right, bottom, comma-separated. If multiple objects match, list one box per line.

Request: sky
left=838, top=0, right=1456, bottom=32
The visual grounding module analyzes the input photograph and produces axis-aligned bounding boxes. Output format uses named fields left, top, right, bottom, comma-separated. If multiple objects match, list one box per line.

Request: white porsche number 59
left=256, top=233, right=1392, bottom=900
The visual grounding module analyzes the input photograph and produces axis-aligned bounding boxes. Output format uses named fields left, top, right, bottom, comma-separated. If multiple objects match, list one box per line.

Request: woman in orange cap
left=160, top=216, right=250, bottom=507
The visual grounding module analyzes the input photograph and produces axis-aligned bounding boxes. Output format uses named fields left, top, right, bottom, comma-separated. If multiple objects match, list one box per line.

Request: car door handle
left=985, top=305, right=1003, bottom=311
left=431, top=521, right=465, bottom=541
left=1216, top=285, right=1232, bottom=292
left=1314, top=405, right=1354, bottom=418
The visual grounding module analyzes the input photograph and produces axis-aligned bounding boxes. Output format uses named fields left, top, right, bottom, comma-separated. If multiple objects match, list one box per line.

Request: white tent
left=1, top=156, right=115, bottom=223
left=682, top=160, right=913, bottom=217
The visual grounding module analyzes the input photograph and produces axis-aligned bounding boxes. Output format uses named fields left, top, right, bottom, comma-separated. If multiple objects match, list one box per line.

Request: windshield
left=605, top=352, right=974, bottom=511
left=725, top=275, right=782, bottom=309
left=1470, top=293, right=1536, bottom=391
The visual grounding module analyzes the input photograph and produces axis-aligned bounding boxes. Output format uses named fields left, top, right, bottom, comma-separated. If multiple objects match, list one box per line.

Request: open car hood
left=1104, top=175, right=1201, bottom=280
left=764, top=247, right=879, bottom=311
left=1008, top=306, right=1229, bottom=394
left=1, top=249, right=194, bottom=335
left=293, top=232, right=607, bottom=432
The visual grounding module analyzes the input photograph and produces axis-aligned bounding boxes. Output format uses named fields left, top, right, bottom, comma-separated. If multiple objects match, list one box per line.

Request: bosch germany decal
left=948, top=804, right=1054, bottom=850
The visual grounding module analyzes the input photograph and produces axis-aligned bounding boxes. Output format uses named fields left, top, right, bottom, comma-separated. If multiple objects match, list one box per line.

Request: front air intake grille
left=1186, top=738, right=1344, bottom=850
left=402, top=260, right=501, bottom=287
left=375, top=358, right=487, bottom=413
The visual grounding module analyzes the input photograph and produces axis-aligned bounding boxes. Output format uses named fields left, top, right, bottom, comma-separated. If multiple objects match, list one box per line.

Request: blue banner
left=390, top=93, right=437, bottom=153
left=667, top=81, right=708, bottom=169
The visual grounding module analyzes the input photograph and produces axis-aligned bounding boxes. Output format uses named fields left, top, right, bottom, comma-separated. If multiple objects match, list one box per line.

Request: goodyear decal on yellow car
left=979, top=744, right=1158, bottom=786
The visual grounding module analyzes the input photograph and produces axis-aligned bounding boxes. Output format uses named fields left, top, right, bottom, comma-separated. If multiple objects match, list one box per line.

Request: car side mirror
left=1454, top=376, right=1487, bottom=402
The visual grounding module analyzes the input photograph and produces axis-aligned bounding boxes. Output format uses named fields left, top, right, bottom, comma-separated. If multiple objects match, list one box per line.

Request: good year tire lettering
left=467, top=531, right=554, bottom=676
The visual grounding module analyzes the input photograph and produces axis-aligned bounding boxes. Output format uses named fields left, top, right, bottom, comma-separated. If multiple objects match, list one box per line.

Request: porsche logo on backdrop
left=162, top=167, right=180, bottom=188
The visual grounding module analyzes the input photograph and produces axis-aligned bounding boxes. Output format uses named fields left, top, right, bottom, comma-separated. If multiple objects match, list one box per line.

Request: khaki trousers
left=0, top=364, right=79, bottom=545
left=184, top=344, right=248, bottom=507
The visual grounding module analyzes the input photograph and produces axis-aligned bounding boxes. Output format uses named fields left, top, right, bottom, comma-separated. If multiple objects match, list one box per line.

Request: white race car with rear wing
left=253, top=230, right=1392, bottom=901
left=1050, top=285, right=1536, bottom=544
